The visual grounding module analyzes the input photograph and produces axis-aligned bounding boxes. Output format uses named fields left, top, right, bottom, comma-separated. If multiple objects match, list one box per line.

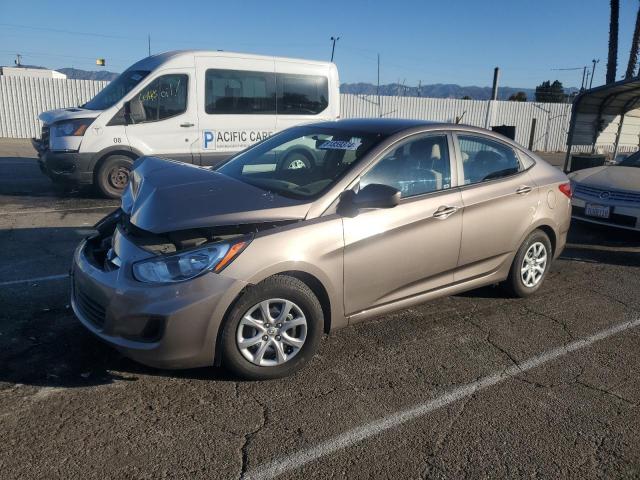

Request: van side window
left=457, top=135, right=523, bottom=185
left=277, top=74, right=328, bottom=115
left=132, top=74, right=188, bottom=123
left=205, top=70, right=276, bottom=114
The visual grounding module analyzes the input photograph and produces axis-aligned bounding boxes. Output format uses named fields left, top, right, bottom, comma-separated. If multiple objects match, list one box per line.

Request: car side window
left=360, top=134, right=451, bottom=198
left=457, top=135, right=522, bottom=185
left=131, top=74, right=188, bottom=123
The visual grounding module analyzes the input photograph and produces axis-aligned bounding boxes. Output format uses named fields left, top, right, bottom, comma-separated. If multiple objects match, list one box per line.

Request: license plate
left=585, top=203, right=611, bottom=219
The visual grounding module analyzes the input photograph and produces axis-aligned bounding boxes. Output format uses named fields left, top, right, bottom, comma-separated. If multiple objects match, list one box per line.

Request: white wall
left=0, top=76, right=575, bottom=152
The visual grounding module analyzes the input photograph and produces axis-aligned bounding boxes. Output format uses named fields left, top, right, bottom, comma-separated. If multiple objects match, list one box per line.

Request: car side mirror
left=337, top=183, right=400, bottom=217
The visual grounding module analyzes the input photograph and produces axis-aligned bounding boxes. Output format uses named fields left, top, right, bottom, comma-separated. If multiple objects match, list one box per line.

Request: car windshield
left=217, top=127, right=387, bottom=199
left=619, top=152, right=640, bottom=168
left=82, top=69, right=150, bottom=110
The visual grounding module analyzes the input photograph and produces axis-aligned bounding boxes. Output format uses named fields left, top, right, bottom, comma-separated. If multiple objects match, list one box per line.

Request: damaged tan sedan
left=72, top=119, right=572, bottom=379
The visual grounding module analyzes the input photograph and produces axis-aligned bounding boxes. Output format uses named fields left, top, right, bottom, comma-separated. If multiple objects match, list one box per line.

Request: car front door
left=125, top=71, right=198, bottom=163
left=342, top=132, right=463, bottom=316
left=453, top=133, right=539, bottom=281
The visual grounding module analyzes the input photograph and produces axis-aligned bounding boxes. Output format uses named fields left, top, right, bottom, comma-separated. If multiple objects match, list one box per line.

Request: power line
left=0, top=22, right=141, bottom=40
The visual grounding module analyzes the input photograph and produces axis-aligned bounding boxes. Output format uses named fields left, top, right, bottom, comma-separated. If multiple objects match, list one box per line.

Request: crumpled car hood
left=570, top=165, right=640, bottom=192
left=39, top=107, right=101, bottom=125
left=121, top=156, right=310, bottom=234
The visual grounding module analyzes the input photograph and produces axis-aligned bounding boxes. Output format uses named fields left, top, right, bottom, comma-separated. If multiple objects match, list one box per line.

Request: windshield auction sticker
left=203, top=130, right=273, bottom=152
left=318, top=139, right=362, bottom=151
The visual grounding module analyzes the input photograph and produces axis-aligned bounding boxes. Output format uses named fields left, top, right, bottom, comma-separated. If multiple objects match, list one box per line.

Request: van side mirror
left=337, top=183, right=401, bottom=217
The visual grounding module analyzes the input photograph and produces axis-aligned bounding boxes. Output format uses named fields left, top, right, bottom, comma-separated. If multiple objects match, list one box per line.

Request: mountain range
left=55, top=68, right=576, bottom=101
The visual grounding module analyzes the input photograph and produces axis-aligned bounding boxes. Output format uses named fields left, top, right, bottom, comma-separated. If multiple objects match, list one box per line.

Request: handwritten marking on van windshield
left=203, top=130, right=273, bottom=151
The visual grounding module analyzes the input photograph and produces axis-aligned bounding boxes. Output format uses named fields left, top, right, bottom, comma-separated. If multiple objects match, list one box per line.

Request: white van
left=34, top=50, right=340, bottom=197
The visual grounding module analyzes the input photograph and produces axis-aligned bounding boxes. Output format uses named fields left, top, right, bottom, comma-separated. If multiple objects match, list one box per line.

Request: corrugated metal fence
left=341, top=94, right=572, bottom=151
left=0, top=76, right=573, bottom=151
left=0, top=76, right=107, bottom=138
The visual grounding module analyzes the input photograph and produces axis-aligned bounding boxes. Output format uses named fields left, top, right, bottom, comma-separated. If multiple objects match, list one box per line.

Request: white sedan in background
left=569, top=153, right=640, bottom=232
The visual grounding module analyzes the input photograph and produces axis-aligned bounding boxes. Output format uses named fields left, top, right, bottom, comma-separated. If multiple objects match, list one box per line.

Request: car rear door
left=342, top=132, right=463, bottom=316
left=453, top=133, right=539, bottom=281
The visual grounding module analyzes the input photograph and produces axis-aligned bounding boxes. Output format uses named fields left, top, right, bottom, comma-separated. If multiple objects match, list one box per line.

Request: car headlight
left=52, top=118, right=94, bottom=137
left=132, top=238, right=250, bottom=284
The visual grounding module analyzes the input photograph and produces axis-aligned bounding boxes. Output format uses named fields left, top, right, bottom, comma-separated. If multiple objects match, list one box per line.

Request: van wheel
left=504, top=229, right=552, bottom=298
left=95, top=155, right=133, bottom=198
left=279, top=150, right=313, bottom=170
left=221, top=275, right=323, bottom=380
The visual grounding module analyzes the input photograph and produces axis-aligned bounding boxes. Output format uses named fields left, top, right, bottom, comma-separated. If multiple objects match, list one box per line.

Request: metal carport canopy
left=564, top=77, right=640, bottom=172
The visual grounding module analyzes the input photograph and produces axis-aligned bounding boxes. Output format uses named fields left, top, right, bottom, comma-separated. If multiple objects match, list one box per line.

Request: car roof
left=309, top=118, right=441, bottom=134
left=306, top=118, right=527, bottom=149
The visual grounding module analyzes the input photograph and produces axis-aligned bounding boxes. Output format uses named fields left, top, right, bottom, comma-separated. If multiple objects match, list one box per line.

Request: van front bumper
left=71, top=230, right=247, bottom=369
left=39, top=150, right=94, bottom=185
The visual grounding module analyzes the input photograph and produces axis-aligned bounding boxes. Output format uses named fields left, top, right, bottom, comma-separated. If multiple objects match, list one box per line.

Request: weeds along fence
left=1, top=76, right=573, bottom=151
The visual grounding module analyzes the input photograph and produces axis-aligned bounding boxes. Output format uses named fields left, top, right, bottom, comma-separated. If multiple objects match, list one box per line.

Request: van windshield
left=217, top=127, right=386, bottom=199
left=82, top=69, right=150, bottom=110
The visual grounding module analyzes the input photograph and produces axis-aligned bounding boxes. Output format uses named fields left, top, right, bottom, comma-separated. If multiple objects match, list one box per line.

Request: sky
left=0, top=0, right=639, bottom=89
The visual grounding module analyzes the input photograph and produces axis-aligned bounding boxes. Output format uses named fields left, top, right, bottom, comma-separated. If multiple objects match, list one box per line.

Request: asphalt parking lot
left=1, top=140, right=639, bottom=479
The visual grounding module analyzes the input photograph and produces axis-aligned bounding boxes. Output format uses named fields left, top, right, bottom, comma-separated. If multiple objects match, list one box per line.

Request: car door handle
left=180, top=122, right=194, bottom=128
left=516, top=185, right=533, bottom=195
left=433, top=205, right=459, bottom=219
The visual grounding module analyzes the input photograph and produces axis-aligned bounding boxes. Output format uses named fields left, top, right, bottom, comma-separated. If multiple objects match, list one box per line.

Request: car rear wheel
left=504, top=229, right=552, bottom=297
left=95, top=155, right=133, bottom=198
left=221, top=275, right=323, bottom=380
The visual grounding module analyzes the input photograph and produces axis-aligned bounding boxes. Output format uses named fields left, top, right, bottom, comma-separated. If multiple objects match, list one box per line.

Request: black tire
left=95, top=155, right=133, bottom=199
left=504, top=229, right=552, bottom=298
left=278, top=150, right=313, bottom=171
left=221, top=275, right=323, bottom=380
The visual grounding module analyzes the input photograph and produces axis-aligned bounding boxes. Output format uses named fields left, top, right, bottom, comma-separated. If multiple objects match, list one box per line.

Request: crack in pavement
left=239, top=395, right=270, bottom=480
left=574, top=379, right=637, bottom=407
left=419, top=392, right=474, bottom=479
left=522, top=304, right=575, bottom=340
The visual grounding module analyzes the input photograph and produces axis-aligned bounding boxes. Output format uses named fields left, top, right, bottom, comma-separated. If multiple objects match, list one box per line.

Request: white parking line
left=0, top=273, right=69, bottom=287
left=0, top=205, right=117, bottom=216
left=244, top=317, right=640, bottom=480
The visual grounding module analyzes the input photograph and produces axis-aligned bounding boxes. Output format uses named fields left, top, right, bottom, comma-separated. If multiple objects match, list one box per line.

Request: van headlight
left=52, top=118, right=94, bottom=137
left=132, top=239, right=249, bottom=284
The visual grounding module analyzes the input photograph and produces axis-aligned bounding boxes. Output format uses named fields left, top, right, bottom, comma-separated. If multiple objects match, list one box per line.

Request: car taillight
left=558, top=182, right=572, bottom=198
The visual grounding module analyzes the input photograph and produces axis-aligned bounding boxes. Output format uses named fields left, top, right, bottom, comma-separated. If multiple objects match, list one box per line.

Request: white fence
left=341, top=94, right=572, bottom=152
left=0, top=76, right=573, bottom=151
left=0, top=76, right=107, bottom=138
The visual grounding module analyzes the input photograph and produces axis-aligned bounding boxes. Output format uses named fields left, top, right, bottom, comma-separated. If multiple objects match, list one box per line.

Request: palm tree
left=625, top=3, right=640, bottom=79
left=606, top=0, right=620, bottom=84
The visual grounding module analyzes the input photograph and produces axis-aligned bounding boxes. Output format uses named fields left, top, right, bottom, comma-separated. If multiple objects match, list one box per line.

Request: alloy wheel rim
left=521, top=241, right=547, bottom=288
left=236, top=298, right=307, bottom=366
left=287, top=158, right=307, bottom=169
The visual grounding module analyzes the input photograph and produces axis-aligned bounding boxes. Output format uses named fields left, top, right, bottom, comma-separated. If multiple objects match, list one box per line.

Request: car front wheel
left=221, top=275, right=323, bottom=380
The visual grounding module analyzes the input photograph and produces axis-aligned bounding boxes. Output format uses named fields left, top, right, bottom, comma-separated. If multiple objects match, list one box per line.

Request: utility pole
left=491, top=67, right=500, bottom=100
left=377, top=53, right=381, bottom=117
left=590, top=59, right=599, bottom=88
left=580, top=66, right=587, bottom=90
left=418, top=80, right=421, bottom=97
left=330, top=36, right=340, bottom=62
left=585, top=70, right=591, bottom=90
left=148, top=34, right=151, bottom=56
